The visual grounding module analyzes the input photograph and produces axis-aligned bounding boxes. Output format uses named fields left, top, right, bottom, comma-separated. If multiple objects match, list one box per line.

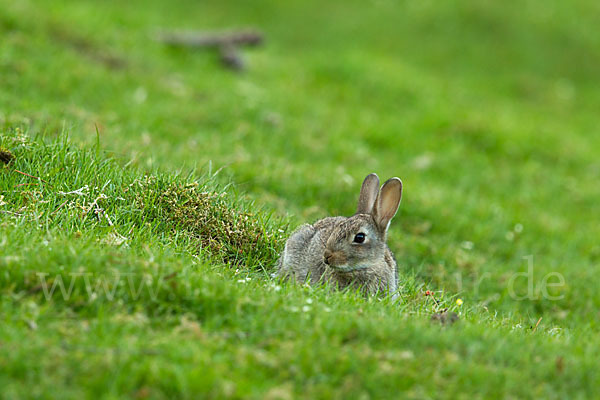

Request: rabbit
left=277, top=173, right=402, bottom=297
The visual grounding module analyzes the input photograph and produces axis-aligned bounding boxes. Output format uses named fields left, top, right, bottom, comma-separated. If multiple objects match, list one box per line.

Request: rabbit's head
left=323, top=173, right=402, bottom=273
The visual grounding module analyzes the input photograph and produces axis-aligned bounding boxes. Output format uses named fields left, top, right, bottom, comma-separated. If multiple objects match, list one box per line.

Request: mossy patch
left=135, top=177, right=284, bottom=270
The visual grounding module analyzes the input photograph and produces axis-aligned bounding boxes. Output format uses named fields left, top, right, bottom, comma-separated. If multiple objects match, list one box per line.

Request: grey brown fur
left=277, top=173, right=403, bottom=297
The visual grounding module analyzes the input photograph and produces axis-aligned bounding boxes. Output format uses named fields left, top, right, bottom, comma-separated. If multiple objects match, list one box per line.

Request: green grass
left=1, top=0, right=600, bottom=398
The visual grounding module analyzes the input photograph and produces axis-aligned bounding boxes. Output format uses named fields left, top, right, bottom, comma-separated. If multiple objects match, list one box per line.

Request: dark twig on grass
left=13, top=169, right=50, bottom=184
left=155, top=29, right=264, bottom=71
left=219, top=45, right=244, bottom=71
left=156, top=30, right=263, bottom=48
left=51, top=200, right=70, bottom=215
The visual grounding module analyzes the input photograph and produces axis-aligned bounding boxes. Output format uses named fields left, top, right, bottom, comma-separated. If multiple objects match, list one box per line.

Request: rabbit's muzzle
left=323, top=249, right=347, bottom=267
left=323, top=249, right=332, bottom=265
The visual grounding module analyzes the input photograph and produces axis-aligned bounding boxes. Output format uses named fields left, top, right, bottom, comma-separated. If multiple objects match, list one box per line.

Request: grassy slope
left=1, top=0, right=600, bottom=398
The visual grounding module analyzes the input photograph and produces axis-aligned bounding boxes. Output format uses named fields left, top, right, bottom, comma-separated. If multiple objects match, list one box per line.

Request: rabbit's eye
left=353, top=232, right=366, bottom=243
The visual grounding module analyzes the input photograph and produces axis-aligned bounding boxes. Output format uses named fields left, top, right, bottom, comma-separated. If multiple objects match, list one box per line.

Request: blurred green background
left=2, top=0, right=600, bottom=397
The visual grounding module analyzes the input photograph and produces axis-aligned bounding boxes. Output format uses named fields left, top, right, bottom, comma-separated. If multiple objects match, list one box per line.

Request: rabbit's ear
left=357, top=173, right=380, bottom=214
left=373, top=178, right=402, bottom=233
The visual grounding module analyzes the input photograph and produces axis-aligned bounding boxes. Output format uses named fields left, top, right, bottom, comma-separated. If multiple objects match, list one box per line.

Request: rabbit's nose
left=323, top=249, right=333, bottom=265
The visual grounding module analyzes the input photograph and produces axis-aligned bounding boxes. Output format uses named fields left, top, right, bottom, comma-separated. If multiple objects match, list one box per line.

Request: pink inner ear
left=376, top=179, right=402, bottom=231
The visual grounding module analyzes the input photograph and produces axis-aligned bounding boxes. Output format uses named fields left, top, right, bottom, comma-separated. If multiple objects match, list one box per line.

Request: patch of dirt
left=431, top=310, right=460, bottom=325
left=0, top=148, right=15, bottom=164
